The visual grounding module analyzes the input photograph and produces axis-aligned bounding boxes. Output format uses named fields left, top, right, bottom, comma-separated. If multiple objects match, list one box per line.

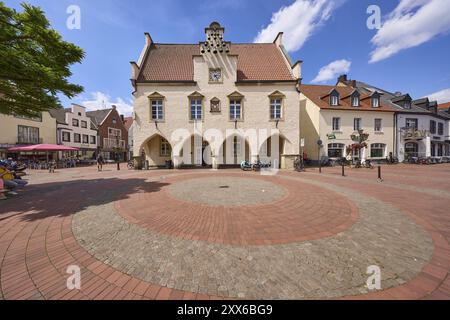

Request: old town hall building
left=130, top=22, right=302, bottom=169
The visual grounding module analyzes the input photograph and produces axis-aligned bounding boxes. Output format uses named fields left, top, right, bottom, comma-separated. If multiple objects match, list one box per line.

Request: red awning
left=8, top=144, right=80, bottom=152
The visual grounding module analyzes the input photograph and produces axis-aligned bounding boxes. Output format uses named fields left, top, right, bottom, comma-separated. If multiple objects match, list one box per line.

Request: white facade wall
left=396, top=113, right=449, bottom=161
left=57, top=104, right=98, bottom=158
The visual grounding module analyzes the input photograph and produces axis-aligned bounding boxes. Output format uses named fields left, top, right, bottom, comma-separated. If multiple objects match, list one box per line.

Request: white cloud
left=311, top=59, right=351, bottom=83
left=369, top=0, right=450, bottom=63
left=426, top=88, right=450, bottom=103
left=253, top=0, right=343, bottom=52
left=79, top=92, right=133, bottom=116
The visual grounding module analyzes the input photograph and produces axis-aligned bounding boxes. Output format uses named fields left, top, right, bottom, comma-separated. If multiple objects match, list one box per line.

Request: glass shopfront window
left=370, top=143, right=385, bottom=158
left=327, top=143, right=345, bottom=158
left=405, top=142, right=418, bottom=158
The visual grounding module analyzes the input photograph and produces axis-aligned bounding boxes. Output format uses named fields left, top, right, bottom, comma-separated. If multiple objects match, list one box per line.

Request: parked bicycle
left=418, top=157, right=431, bottom=165
left=362, top=159, right=374, bottom=169
left=241, top=160, right=271, bottom=171
left=293, top=157, right=304, bottom=171
left=386, top=153, right=399, bottom=164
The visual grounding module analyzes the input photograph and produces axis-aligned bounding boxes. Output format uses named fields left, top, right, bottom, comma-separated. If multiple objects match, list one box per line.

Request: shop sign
left=326, top=133, right=336, bottom=140
left=402, top=128, right=427, bottom=140
left=0, top=144, right=17, bottom=149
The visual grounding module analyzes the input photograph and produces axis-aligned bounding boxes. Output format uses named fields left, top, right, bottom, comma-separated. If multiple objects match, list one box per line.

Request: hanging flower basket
left=346, top=142, right=367, bottom=154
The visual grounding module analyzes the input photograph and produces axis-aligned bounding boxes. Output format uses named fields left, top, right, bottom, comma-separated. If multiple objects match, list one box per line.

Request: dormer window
left=371, top=96, right=380, bottom=108
left=404, top=101, right=411, bottom=109
left=351, top=91, right=360, bottom=107
left=330, top=91, right=339, bottom=106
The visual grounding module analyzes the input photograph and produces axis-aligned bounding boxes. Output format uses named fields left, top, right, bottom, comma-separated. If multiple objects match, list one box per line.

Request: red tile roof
left=300, top=84, right=397, bottom=112
left=438, top=102, right=450, bottom=110
left=123, top=117, right=133, bottom=130
left=137, top=43, right=295, bottom=82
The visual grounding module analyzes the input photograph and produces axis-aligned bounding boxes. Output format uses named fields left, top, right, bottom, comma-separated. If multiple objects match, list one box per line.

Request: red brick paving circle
left=115, top=172, right=359, bottom=245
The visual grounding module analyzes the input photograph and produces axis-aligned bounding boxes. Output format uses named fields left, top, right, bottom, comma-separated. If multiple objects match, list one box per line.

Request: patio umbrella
left=8, top=144, right=80, bottom=163
left=8, top=144, right=80, bottom=152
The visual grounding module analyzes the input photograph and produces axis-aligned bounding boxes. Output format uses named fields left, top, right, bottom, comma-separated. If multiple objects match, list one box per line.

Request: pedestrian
left=97, top=154, right=104, bottom=171
left=48, top=159, right=56, bottom=173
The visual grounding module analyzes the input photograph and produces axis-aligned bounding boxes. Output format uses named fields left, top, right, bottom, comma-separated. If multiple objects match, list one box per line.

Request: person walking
left=97, top=154, right=104, bottom=171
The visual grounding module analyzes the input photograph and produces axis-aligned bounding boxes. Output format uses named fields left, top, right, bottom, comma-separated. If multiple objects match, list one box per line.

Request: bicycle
left=127, top=161, right=135, bottom=170
left=385, top=155, right=399, bottom=164
left=362, top=159, right=374, bottom=169
left=418, top=157, right=431, bottom=165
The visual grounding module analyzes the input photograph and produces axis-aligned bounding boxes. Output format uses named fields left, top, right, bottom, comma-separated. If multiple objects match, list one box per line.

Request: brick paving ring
left=114, top=173, right=359, bottom=245
left=73, top=172, right=433, bottom=299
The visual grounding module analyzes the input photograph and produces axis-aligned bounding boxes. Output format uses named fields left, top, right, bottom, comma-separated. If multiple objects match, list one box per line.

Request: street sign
left=317, top=139, right=323, bottom=146
left=300, top=138, right=305, bottom=147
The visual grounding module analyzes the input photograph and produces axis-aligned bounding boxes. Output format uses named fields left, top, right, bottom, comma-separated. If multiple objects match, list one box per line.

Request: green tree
left=0, top=2, right=84, bottom=117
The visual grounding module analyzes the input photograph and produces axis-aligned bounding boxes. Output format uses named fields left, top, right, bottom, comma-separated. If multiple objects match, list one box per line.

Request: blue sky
left=5, top=0, right=450, bottom=115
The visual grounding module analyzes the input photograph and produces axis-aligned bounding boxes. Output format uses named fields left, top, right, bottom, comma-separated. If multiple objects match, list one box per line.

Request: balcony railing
left=17, top=137, right=43, bottom=144
left=103, top=138, right=125, bottom=150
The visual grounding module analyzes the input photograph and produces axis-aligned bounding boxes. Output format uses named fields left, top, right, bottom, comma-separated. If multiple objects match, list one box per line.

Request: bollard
left=377, top=166, right=383, bottom=182
left=342, top=163, right=345, bottom=177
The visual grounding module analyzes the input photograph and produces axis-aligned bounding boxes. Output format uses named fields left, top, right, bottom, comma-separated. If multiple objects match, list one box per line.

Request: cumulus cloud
left=311, top=59, right=351, bottom=83
left=426, top=88, right=450, bottom=103
left=79, top=92, right=133, bottom=116
left=369, top=0, right=450, bottom=63
left=254, top=0, right=343, bottom=52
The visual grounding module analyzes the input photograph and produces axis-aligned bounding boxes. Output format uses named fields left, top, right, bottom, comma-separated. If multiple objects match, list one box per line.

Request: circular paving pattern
left=72, top=172, right=434, bottom=299
left=114, top=173, right=358, bottom=245
left=167, top=176, right=286, bottom=206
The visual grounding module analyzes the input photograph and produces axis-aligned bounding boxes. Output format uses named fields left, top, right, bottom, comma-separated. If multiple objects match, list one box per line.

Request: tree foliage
left=0, top=2, right=84, bottom=117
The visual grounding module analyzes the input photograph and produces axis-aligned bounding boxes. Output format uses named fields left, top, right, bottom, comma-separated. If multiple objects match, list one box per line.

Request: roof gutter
left=235, top=80, right=298, bottom=85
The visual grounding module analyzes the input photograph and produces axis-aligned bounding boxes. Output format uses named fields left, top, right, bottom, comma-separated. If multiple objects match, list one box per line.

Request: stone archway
left=259, top=133, right=292, bottom=169
left=139, top=134, right=173, bottom=168
left=218, top=134, right=251, bottom=167
left=178, top=134, right=212, bottom=168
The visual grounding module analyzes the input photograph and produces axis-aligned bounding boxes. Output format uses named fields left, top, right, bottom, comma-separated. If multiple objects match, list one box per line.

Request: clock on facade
left=209, top=69, right=222, bottom=82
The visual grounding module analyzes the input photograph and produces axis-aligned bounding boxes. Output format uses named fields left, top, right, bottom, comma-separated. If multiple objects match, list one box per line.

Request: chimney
left=120, top=115, right=125, bottom=122
left=337, top=74, right=347, bottom=84
left=112, top=105, right=117, bottom=110
left=350, top=80, right=356, bottom=88
left=394, top=91, right=402, bottom=96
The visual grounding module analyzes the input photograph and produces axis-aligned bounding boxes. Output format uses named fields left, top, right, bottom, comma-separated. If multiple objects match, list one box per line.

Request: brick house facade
left=87, top=106, right=129, bottom=161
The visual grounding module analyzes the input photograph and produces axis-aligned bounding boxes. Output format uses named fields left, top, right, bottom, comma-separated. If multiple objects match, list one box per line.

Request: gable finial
left=201, top=22, right=230, bottom=54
